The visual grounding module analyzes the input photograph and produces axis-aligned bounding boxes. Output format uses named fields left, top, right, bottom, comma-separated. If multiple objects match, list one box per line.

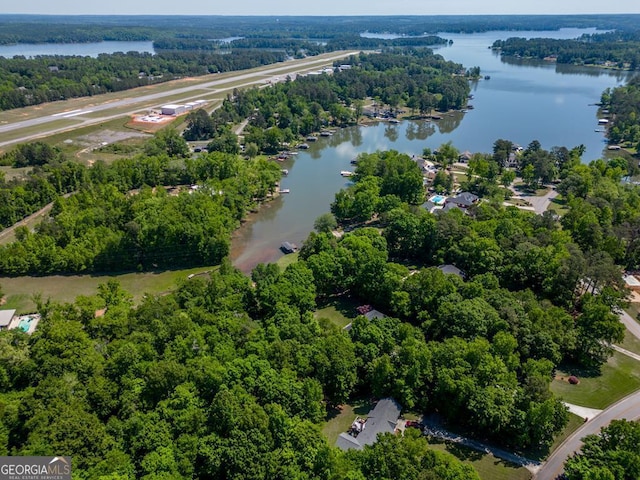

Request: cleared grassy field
left=551, top=350, right=640, bottom=409
left=0, top=118, right=82, bottom=147
left=314, top=295, right=361, bottom=329
left=0, top=266, right=215, bottom=313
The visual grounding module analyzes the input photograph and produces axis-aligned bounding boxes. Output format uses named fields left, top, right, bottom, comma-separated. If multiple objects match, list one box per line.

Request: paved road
left=536, top=389, right=640, bottom=480
left=0, top=52, right=359, bottom=147
left=510, top=187, right=559, bottom=215
left=620, top=310, right=640, bottom=340
left=535, top=310, right=640, bottom=479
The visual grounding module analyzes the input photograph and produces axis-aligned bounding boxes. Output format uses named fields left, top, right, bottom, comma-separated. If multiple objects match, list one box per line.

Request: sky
left=4, top=0, right=640, bottom=16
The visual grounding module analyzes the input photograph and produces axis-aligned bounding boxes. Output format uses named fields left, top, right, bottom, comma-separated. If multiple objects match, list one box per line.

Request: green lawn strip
left=0, top=118, right=82, bottom=146
left=426, top=440, right=532, bottom=480
left=0, top=266, right=214, bottom=314
left=0, top=166, right=31, bottom=181
left=618, top=328, right=640, bottom=356
left=276, top=252, right=299, bottom=271
left=314, top=295, right=361, bottom=329
left=547, top=196, right=569, bottom=215
left=550, top=351, right=640, bottom=409
left=321, top=399, right=374, bottom=446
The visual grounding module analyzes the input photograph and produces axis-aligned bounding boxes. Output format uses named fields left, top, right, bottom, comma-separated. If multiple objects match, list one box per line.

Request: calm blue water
left=231, top=28, right=635, bottom=272
left=0, top=41, right=155, bottom=58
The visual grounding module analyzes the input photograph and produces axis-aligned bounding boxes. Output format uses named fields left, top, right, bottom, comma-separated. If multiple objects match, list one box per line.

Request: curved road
left=536, top=308, right=640, bottom=479
left=536, top=389, right=640, bottom=480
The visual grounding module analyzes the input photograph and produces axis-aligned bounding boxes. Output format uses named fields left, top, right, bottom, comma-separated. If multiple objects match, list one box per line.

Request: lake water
left=0, top=41, right=155, bottom=58
left=230, top=29, right=635, bottom=271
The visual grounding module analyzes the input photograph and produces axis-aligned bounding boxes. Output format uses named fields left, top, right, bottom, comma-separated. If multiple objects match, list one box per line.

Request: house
left=458, top=150, right=473, bottom=163
left=364, top=309, right=386, bottom=321
left=336, top=398, right=402, bottom=451
left=445, top=192, right=479, bottom=209
left=0, top=309, right=16, bottom=330
left=438, top=264, right=465, bottom=279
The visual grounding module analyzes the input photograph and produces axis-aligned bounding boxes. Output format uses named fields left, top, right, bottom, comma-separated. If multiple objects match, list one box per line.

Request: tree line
left=600, top=75, right=640, bottom=150
left=492, top=30, right=640, bottom=70
left=0, top=130, right=281, bottom=275
left=184, top=50, right=471, bottom=153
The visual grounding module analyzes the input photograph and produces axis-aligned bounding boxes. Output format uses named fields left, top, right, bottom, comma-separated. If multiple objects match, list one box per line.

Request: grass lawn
left=322, top=399, right=374, bottom=446
left=618, top=328, right=640, bottom=356
left=0, top=265, right=215, bottom=313
left=547, top=196, right=569, bottom=216
left=426, top=440, right=532, bottom=480
left=314, top=295, right=361, bottom=329
left=550, top=350, right=640, bottom=409
left=276, top=252, right=299, bottom=271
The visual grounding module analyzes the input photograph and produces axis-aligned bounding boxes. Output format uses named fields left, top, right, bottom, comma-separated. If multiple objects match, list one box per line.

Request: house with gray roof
left=446, top=192, right=479, bottom=208
left=336, top=398, right=402, bottom=451
left=0, top=309, right=16, bottom=330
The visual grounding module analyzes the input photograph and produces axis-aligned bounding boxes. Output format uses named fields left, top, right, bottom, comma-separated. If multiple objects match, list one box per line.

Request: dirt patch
left=75, top=129, right=149, bottom=147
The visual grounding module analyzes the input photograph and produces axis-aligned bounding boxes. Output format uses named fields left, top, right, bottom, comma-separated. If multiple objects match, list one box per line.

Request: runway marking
left=62, top=110, right=93, bottom=118
left=52, top=109, right=82, bottom=117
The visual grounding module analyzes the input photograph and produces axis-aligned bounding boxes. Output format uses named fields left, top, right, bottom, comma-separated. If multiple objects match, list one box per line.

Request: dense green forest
left=1, top=14, right=640, bottom=45
left=184, top=50, right=472, bottom=150
left=0, top=131, right=281, bottom=274
left=492, top=30, right=640, bottom=70
left=0, top=265, right=480, bottom=479
left=0, top=146, right=634, bottom=477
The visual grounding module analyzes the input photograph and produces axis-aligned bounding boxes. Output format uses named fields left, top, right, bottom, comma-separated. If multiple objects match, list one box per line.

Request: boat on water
left=431, top=115, right=442, bottom=120
left=341, top=171, right=354, bottom=177
left=280, top=188, right=291, bottom=194
left=388, top=119, right=400, bottom=124
left=320, top=131, right=332, bottom=136
left=281, top=169, right=289, bottom=175
left=298, top=143, right=309, bottom=149
left=306, top=136, right=318, bottom=141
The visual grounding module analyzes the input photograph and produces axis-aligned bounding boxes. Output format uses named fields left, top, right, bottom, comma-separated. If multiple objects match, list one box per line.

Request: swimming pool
left=18, top=317, right=32, bottom=333
left=429, top=195, right=447, bottom=205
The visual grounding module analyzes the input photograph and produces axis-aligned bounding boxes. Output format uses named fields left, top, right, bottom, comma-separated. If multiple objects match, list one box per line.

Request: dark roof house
left=446, top=192, right=479, bottom=208
left=438, top=264, right=465, bottom=278
left=336, top=398, right=402, bottom=451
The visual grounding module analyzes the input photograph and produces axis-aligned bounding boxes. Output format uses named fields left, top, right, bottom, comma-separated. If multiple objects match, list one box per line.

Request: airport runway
left=0, top=51, right=359, bottom=147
